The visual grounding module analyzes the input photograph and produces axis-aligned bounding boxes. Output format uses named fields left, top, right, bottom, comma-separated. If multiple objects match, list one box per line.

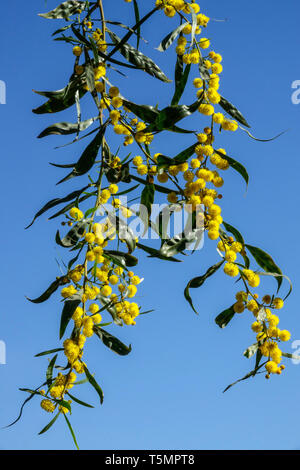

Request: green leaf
left=223, top=362, right=265, bottom=393
left=83, top=365, right=104, bottom=404
left=59, top=292, right=82, bottom=339
left=46, top=354, right=58, bottom=387
left=239, top=126, right=287, bottom=142
left=190, top=8, right=197, bottom=46
left=57, top=125, right=107, bottom=184
left=171, top=57, right=191, bottom=106
left=33, top=76, right=87, bottom=114
left=5, top=385, right=46, bottom=428
left=123, top=99, right=159, bottom=123
left=137, top=242, right=181, bottom=262
left=38, top=412, right=60, bottom=435
left=131, top=175, right=178, bottom=195
left=222, top=221, right=250, bottom=268
left=52, top=25, right=72, bottom=36
left=198, top=57, right=211, bottom=81
left=38, top=117, right=97, bottom=138
left=66, top=392, right=94, bottom=408
left=215, top=150, right=249, bottom=187
left=157, top=23, right=187, bottom=52
left=27, top=276, right=67, bottom=304
left=146, top=96, right=203, bottom=133
left=56, top=220, right=87, bottom=248
left=256, top=271, right=292, bottom=300
left=184, top=261, right=224, bottom=314
left=63, top=413, right=80, bottom=450
left=108, top=6, right=159, bottom=59
left=219, top=96, right=250, bottom=128
left=93, top=326, right=132, bottom=356
left=245, top=244, right=283, bottom=291
left=107, top=213, right=136, bottom=253
left=38, top=1, right=86, bottom=19
left=140, top=183, right=155, bottom=232
left=243, top=343, right=259, bottom=359
left=282, top=352, right=300, bottom=361
left=215, top=305, right=235, bottom=329
left=35, top=348, right=64, bottom=357
left=159, top=216, right=202, bottom=258
left=104, top=250, right=138, bottom=268
left=97, top=294, right=122, bottom=326
left=157, top=143, right=197, bottom=171
left=156, top=203, right=181, bottom=242
left=132, top=0, right=140, bottom=49
left=222, top=221, right=245, bottom=245
left=107, top=30, right=171, bottom=83
left=50, top=191, right=96, bottom=220
left=25, top=185, right=89, bottom=229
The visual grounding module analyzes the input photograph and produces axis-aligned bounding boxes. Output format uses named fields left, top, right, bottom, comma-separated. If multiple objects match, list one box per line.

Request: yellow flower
left=69, top=207, right=84, bottom=220
left=40, top=399, right=56, bottom=413
left=72, top=46, right=82, bottom=57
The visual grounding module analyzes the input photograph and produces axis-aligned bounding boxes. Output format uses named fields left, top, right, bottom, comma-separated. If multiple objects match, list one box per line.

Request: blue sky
left=1, top=0, right=300, bottom=450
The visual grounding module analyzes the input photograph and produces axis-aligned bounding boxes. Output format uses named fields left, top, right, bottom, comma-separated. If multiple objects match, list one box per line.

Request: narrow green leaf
left=215, top=305, right=235, bottom=329
left=27, top=276, right=67, bottom=304
left=35, top=348, right=64, bottom=358
left=215, top=150, right=249, bottom=187
left=93, top=326, right=132, bottom=356
left=84, top=365, right=104, bottom=404
left=59, top=292, right=82, bottom=339
left=25, top=185, right=90, bottom=228
left=219, top=96, right=251, bottom=128
left=66, top=392, right=94, bottom=408
left=63, top=414, right=80, bottom=450
left=137, top=242, right=181, bottom=262
left=107, top=30, right=171, bottom=83
left=184, top=261, right=224, bottom=314
left=38, top=412, right=60, bottom=435
left=157, top=23, right=187, bottom=52
left=223, top=362, right=266, bottom=393
left=243, top=343, right=259, bottom=359
left=57, top=124, right=107, bottom=184
left=38, top=117, right=97, bottom=138
left=46, top=354, right=58, bottom=387
left=132, top=0, right=140, bottom=49
left=38, top=1, right=86, bottom=19
left=56, top=220, right=87, bottom=248
left=33, top=76, right=87, bottom=114
left=245, top=244, right=283, bottom=291
left=171, top=58, right=191, bottom=105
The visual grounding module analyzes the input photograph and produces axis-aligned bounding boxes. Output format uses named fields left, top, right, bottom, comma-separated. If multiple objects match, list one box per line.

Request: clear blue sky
left=1, top=0, right=300, bottom=450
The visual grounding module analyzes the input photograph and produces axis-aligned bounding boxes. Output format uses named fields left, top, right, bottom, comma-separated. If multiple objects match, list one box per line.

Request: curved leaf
left=245, top=244, right=283, bottom=291
left=27, top=276, right=68, bottom=304
left=57, top=125, right=107, bottom=184
left=108, top=30, right=171, bottom=83
left=93, top=326, right=132, bottom=356
left=219, top=96, right=250, bottom=128
left=83, top=365, right=104, bottom=404
left=25, top=185, right=90, bottom=228
left=38, top=117, right=97, bottom=138
left=215, top=305, right=235, bottom=329
left=59, top=291, right=82, bottom=339
left=38, top=412, right=60, bottom=435
left=157, top=23, right=187, bottom=52
left=215, top=150, right=249, bottom=187
left=56, top=220, right=87, bottom=248
left=146, top=96, right=203, bottom=133
left=33, top=76, right=87, bottom=114
left=172, top=57, right=191, bottom=106
left=38, top=1, right=86, bottom=19
left=184, top=261, right=224, bottom=314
